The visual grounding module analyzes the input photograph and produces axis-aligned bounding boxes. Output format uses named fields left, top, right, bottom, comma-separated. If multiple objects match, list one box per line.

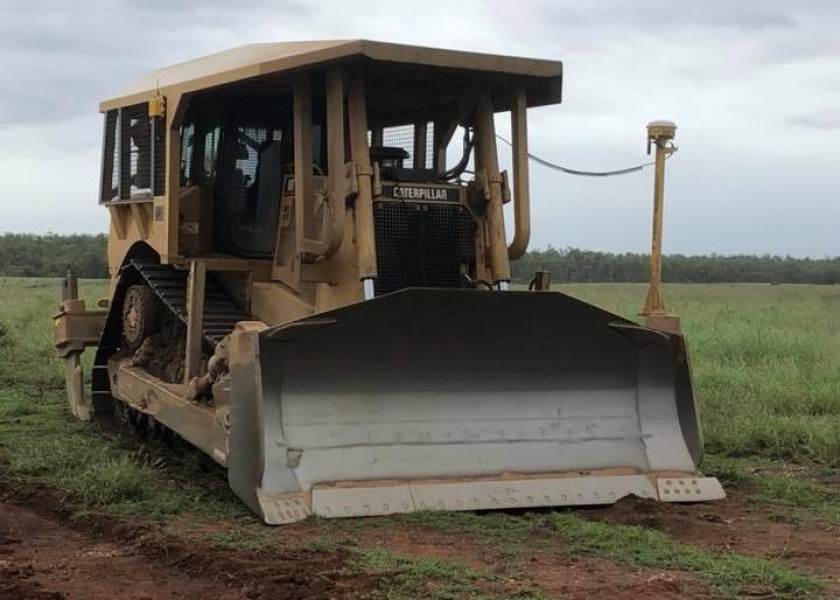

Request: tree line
left=0, top=234, right=108, bottom=278
left=0, top=234, right=838, bottom=284
left=512, top=247, right=840, bottom=285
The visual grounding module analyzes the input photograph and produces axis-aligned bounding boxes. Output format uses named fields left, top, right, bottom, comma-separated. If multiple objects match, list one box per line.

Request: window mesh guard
left=101, top=103, right=166, bottom=202
left=377, top=124, right=435, bottom=169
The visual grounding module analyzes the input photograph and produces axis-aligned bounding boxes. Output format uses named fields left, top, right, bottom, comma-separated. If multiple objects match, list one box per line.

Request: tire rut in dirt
left=0, top=499, right=243, bottom=600
left=0, top=494, right=377, bottom=600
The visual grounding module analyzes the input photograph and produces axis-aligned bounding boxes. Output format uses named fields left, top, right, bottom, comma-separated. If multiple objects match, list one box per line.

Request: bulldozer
left=54, top=40, right=723, bottom=524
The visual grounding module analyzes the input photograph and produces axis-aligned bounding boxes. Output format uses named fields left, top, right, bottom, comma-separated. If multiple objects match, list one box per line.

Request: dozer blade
left=228, top=289, right=723, bottom=524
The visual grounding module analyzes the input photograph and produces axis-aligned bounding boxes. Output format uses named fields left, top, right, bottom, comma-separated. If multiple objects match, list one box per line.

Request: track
left=90, top=258, right=246, bottom=422
left=129, top=258, right=247, bottom=346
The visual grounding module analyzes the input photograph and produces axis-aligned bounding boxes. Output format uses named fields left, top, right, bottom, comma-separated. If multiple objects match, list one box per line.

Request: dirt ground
left=0, top=501, right=240, bottom=600
left=352, top=526, right=717, bottom=600
left=0, top=495, right=712, bottom=600
left=584, top=492, right=840, bottom=586
left=350, top=487, right=840, bottom=599
left=1, top=487, right=838, bottom=600
left=0, top=497, right=371, bottom=600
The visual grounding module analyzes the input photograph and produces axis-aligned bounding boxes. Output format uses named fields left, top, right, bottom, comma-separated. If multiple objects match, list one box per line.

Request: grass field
left=0, top=278, right=838, bottom=599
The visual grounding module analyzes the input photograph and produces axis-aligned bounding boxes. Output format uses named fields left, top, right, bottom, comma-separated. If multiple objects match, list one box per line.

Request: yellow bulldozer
left=53, top=40, right=723, bottom=524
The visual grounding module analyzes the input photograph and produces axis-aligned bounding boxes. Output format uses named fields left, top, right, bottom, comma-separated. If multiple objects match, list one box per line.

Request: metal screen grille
left=423, top=122, right=434, bottom=168
left=229, top=126, right=269, bottom=213
left=100, top=111, right=118, bottom=203
left=152, top=115, right=166, bottom=195
left=373, top=200, right=476, bottom=295
left=382, top=125, right=414, bottom=162
left=119, top=103, right=153, bottom=200
left=379, top=124, right=435, bottom=169
left=180, top=122, right=195, bottom=183
left=113, top=102, right=166, bottom=200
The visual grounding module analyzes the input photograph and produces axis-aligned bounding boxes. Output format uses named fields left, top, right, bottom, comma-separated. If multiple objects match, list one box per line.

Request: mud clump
left=131, top=314, right=208, bottom=384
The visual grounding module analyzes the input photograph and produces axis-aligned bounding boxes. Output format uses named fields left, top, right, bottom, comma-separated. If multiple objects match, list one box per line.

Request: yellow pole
left=507, top=88, right=531, bottom=260
left=347, top=71, right=378, bottom=289
left=474, top=90, right=511, bottom=284
left=641, top=120, right=681, bottom=333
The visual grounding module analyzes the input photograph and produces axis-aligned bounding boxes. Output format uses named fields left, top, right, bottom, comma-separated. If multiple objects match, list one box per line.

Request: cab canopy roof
left=100, top=39, right=563, bottom=114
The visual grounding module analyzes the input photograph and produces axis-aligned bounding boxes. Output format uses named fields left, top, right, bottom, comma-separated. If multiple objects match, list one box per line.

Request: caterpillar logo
left=383, top=184, right=456, bottom=202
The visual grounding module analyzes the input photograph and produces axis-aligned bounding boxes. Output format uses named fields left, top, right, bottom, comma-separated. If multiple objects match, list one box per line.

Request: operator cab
left=177, top=89, right=475, bottom=296
left=178, top=95, right=326, bottom=258
left=107, top=43, right=547, bottom=296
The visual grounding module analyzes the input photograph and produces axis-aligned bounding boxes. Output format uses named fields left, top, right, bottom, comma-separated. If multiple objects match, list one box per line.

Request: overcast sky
left=2, top=0, right=839, bottom=257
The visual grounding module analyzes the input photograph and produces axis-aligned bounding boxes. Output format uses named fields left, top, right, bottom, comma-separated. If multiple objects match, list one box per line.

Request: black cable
left=440, top=128, right=475, bottom=181
left=496, top=135, right=676, bottom=177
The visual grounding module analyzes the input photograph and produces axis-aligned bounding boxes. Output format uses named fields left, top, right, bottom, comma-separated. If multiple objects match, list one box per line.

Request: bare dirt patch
left=353, top=525, right=493, bottom=571
left=0, top=500, right=241, bottom=600
left=516, top=555, right=715, bottom=600
left=0, top=493, right=374, bottom=600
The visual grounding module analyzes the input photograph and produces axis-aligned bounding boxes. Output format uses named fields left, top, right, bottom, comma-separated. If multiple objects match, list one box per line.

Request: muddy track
left=0, top=491, right=373, bottom=600
left=0, top=500, right=241, bottom=600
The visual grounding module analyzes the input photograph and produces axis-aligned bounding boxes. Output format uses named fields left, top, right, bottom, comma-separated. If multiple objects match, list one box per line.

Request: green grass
left=397, top=510, right=823, bottom=599
left=548, top=514, right=820, bottom=598
left=203, top=528, right=273, bottom=552
left=0, top=278, right=248, bottom=521
left=704, top=454, right=840, bottom=524
left=0, top=386, right=247, bottom=520
left=350, top=547, right=548, bottom=600
left=352, top=548, right=490, bottom=600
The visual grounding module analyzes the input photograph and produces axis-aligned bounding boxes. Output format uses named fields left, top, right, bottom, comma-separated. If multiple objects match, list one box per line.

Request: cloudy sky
left=2, top=0, right=839, bottom=256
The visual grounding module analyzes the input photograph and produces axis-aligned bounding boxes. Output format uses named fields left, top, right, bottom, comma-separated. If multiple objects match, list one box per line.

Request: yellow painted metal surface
left=100, top=40, right=562, bottom=112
